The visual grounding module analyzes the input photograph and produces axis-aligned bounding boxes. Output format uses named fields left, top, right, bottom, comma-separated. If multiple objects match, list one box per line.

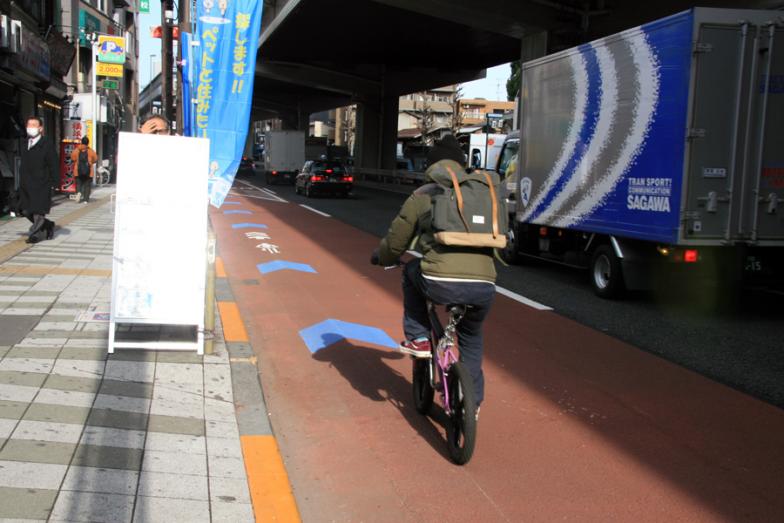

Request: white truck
left=467, top=133, right=505, bottom=172
left=261, top=130, right=305, bottom=185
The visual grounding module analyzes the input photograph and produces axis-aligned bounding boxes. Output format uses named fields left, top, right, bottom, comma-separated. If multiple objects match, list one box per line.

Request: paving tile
left=132, top=497, right=210, bottom=523
left=142, top=450, right=207, bottom=475
left=209, top=476, right=252, bottom=505
left=16, top=295, right=56, bottom=303
left=16, top=337, right=67, bottom=347
left=203, top=349, right=230, bottom=365
left=155, top=352, right=203, bottom=364
left=99, top=379, right=153, bottom=399
left=0, top=460, right=68, bottom=489
left=0, top=418, right=16, bottom=439
left=144, top=413, right=205, bottom=437
left=1, top=308, right=47, bottom=315
left=149, top=397, right=204, bottom=419
left=144, top=432, right=205, bottom=455
left=57, top=346, right=107, bottom=361
left=0, top=383, right=38, bottom=403
left=0, top=358, right=53, bottom=374
left=207, top=454, right=247, bottom=480
left=34, top=388, right=96, bottom=409
left=80, top=426, right=145, bottom=450
left=206, top=436, right=244, bottom=459
left=92, top=394, right=150, bottom=415
left=137, top=471, right=209, bottom=501
left=0, top=486, right=58, bottom=520
left=87, top=408, right=148, bottom=431
left=43, top=374, right=101, bottom=394
left=211, top=501, right=255, bottom=522
left=0, top=346, right=8, bottom=358
left=11, top=420, right=83, bottom=444
left=60, top=466, right=139, bottom=496
left=33, top=322, right=76, bottom=332
left=5, top=346, right=60, bottom=359
left=63, top=337, right=106, bottom=348
left=204, top=397, right=236, bottom=422
left=0, top=439, right=76, bottom=465
left=50, top=358, right=105, bottom=379
left=24, top=403, right=91, bottom=425
left=49, top=491, right=134, bottom=522
left=0, top=370, right=47, bottom=388
left=155, top=363, right=203, bottom=385
left=204, top=364, right=233, bottom=400
left=104, top=361, right=155, bottom=383
left=109, top=350, right=156, bottom=362
left=0, top=400, right=28, bottom=420
left=206, top=420, right=240, bottom=440
left=71, top=444, right=144, bottom=471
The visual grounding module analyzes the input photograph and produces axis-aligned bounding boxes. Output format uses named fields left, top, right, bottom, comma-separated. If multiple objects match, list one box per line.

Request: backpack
left=77, top=149, right=90, bottom=177
left=431, top=165, right=507, bottom=249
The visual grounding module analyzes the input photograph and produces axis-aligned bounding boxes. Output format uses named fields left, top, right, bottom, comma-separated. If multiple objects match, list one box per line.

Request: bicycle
left=413, top=300, right=478, bottom=465
left=378, top=260, right=478, bottom=465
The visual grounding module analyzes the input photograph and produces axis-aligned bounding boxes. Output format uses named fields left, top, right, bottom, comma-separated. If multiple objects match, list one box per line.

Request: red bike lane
left=211, top=191, right=784, bottom=522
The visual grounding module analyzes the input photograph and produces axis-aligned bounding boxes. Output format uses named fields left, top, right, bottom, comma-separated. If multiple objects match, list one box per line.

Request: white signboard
left=109, top=132, right=210, bottom=353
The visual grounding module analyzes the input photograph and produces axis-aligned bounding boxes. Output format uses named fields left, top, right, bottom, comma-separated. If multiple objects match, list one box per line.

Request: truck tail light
left=344, top=176, right=353, bottom=182
left=684, top=249, right=698, bottom=263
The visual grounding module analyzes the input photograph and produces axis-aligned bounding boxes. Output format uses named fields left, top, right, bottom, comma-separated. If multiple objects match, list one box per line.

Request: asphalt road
left=239, top=173, right=784, bottom=409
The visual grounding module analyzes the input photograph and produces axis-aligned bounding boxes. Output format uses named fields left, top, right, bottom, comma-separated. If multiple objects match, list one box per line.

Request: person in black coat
left=19, top=116, right=59, bottom=243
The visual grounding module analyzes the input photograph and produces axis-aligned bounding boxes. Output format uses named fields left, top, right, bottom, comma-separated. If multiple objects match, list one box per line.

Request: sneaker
left=399, top=338, right=432, bottom=358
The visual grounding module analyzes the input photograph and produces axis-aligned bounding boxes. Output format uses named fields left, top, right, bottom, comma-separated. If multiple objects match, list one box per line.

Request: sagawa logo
left=520, top=177, right=532, bottom=208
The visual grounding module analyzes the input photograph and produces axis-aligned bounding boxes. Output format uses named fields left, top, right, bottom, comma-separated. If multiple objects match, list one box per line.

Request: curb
left=215, top=256, right=301, bottom=522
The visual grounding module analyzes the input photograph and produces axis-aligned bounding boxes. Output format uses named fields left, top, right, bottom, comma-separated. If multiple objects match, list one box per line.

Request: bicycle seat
left=446, top=304, right=470, bottom=316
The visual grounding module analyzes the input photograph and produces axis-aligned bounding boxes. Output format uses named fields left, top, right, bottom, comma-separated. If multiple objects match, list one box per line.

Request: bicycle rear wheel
left=445, top=362, right=477, bottom=465
left=412, top=359, right=434, bottom=415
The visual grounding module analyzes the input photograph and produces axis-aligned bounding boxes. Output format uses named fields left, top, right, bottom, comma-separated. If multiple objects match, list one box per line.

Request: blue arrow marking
left=257, top=261, right=317, bottom=275
left=224, top=210, right=252, bottom=215
left=299, top=319, right=398, bottom=353
left=231, top=223, right=268, bottom=229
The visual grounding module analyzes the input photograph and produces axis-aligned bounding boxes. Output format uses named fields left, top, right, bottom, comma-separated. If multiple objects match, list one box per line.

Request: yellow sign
left=97, top=35, right=126, bottom=64
left=97, top=62, right=124, bottom=78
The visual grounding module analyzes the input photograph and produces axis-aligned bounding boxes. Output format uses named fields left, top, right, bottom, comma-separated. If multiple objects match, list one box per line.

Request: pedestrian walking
left=70, top=136, right=98, bottom=203
left=19, top=116, right=59, bottom=243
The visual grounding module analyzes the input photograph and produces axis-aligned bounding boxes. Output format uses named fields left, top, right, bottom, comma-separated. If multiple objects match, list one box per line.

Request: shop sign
left=98, top=35, right=125, bottom=64
left=97, top=62, right=124, bottom=78
left=79, top=10, right=101, bottom=47
left=14, top=24, right=50, bottom=82
left=46, top=31, right=77, bottom=77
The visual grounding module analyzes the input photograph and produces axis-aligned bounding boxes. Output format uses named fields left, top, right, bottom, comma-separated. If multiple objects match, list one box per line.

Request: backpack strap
left=481, top=170, right=500, bottom=239
left=445, top=165, right=471, bottom=233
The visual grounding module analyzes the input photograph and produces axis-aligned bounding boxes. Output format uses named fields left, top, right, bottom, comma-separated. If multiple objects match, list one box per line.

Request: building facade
left=459, top=98, right=515, bottom=127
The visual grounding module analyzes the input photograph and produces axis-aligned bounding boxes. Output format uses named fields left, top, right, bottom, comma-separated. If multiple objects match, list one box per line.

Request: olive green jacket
left=378, top=160, right=496, bottom=283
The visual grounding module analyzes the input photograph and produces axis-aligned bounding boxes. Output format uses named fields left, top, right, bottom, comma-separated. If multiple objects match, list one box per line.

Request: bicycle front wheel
left=445, top=362, right=477, bottom=465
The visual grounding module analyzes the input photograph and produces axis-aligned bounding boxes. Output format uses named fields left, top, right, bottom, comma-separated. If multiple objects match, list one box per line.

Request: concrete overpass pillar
left=356, top=95, right=399, bottom=170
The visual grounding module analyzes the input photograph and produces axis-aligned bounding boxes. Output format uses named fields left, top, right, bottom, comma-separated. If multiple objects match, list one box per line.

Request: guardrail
left=355, top=168, right=425, bottom=185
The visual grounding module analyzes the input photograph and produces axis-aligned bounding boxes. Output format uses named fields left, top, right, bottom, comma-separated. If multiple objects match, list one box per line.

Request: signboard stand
left=109, top=132, right=210, bottom=354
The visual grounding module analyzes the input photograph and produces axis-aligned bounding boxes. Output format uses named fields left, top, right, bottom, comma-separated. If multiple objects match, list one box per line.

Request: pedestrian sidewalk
left=0, top=189, right=264, bottom=522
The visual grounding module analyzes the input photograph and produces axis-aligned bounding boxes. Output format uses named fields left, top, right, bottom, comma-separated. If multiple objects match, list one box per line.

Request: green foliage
left=506, top=61, right=521, bottom=101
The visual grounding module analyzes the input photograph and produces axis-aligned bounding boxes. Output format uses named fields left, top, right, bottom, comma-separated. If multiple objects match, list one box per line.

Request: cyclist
left=371, top=135, right=496, bottom=409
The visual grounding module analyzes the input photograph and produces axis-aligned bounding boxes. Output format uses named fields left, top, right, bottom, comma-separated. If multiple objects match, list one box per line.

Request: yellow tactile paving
left=217, top=301, right=249, bottom=342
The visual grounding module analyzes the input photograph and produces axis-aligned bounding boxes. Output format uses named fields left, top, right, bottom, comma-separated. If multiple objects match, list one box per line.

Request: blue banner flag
left=180, top=31, right=194, bottom=137
left=194, top=0, right=264, bottom=207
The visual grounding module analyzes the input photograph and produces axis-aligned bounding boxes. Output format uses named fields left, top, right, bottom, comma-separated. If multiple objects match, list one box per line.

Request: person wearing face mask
left=19, top=116, right=59, bottom=243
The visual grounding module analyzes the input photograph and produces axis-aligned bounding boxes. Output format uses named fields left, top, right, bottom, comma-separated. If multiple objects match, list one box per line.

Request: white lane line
left=496, top=286, right=553, bottom=311
left=264, top=188, right=278, bottom=195
left=234, top=178, right=288, bottom=203
left=299, top=204, right=331, bottom=218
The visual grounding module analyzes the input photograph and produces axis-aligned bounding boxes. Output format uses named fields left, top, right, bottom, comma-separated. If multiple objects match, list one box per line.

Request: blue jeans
left=402, top=259, right=495, bottom=404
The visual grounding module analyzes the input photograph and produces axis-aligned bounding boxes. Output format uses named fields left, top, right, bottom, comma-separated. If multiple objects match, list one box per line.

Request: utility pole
left=175, top=0, right=191, bottom=134
left=161, top=0, right=174, bottom=124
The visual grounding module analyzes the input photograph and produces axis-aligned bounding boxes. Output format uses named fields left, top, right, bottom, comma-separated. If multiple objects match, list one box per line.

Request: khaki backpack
left=431, top=165, right=507, bottom=249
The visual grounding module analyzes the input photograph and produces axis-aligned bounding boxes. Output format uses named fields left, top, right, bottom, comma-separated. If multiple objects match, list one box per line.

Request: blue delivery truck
left=501, top=7, right=784, bottom=298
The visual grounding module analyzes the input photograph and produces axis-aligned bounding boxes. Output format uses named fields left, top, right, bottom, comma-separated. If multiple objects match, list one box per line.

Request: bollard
left=204, top=223, right=217, bottom=355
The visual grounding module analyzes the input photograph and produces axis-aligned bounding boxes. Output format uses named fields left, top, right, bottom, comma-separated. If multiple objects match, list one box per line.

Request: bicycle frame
left=426, top=301, right=465, bottom=416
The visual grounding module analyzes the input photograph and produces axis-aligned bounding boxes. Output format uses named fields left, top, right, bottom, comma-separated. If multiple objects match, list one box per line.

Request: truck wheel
left=590, top=245, right=624, bottom=299
left=500, top=223, right=521, bottom=264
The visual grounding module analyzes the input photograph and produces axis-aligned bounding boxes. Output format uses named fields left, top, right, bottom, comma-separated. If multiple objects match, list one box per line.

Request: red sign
left=60, top=140, right=80, bottom=193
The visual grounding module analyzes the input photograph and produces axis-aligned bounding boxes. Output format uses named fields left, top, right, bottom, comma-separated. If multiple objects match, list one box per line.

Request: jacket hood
left=425, top=159, right=468, bottom=186
left=425, top=159, right=500, bottom=187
